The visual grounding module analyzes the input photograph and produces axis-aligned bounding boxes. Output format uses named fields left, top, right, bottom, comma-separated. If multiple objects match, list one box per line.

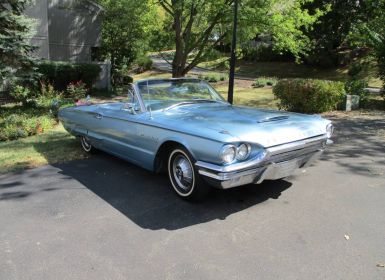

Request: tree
left=304, top=0, right=377, bottom=66
left=347, top=0, right=385, bottom=90
left=0, top=0, right=36, bottom=84
left=159, top=0, right=324, bottom=77
left=97, top=0, right=157, bottom=84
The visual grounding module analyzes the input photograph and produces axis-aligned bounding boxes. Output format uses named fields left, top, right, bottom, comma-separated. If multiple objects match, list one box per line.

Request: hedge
left=273, top=79, right=346, bottom=113
left=37, top=61, right=101, bottom=91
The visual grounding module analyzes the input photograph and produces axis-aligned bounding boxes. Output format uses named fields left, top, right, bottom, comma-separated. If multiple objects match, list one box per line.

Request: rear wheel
left=80, top=136, right=95, bottom=153
left=167, top=147, right=210, bottom=201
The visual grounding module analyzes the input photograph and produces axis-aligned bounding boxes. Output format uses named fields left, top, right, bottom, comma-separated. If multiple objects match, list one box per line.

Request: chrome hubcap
left=172, top=155, right=193, bottom=191
left=81, top=136, right=91, bottom=152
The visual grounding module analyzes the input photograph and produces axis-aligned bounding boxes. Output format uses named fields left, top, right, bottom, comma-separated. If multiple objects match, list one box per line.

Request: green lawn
left=198, top=59, right=383, bottom=88
left=0, top=124, right=87, bottom=174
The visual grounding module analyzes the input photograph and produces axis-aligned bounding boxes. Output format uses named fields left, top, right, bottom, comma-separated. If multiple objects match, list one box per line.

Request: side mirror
left=121, top=102, right=136, bottom=114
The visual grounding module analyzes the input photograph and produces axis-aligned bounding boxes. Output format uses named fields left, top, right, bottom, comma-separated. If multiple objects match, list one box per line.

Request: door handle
left=95, top=113, right=103, bottom=119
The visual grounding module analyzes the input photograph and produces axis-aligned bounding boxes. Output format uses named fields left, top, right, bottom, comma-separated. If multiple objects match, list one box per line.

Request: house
left=25, top=0, right=110, bottom=89
left=25, top=0, right=103, bottom=62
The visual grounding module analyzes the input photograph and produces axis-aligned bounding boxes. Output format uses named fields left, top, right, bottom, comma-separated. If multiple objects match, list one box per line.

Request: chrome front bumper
left=196, top=136, right=332, bottom=189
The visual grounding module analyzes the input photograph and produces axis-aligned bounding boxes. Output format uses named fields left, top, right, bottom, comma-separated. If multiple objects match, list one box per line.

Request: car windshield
left=136, top=79, right=226, bottom=111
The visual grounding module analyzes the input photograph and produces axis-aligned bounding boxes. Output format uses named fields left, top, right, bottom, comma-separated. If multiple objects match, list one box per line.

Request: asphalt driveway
left=1, top=112, right=384, bottom=280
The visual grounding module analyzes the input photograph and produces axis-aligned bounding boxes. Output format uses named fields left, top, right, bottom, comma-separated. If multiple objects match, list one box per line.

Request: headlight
left=220, top=145, right=236, bottom=164
left=236, top=143, right=251, bottom=161
left=326, top=123, right=334, bottom=138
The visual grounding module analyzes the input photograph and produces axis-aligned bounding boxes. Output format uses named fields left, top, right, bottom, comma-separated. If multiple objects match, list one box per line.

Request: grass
left=0, top=124, right=87, bottom=174
left=198, top=57, right=383, bottom=88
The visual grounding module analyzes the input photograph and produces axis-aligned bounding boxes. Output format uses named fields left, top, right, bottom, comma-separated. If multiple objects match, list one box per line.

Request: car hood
left=152, top=103, right=330, bottom=147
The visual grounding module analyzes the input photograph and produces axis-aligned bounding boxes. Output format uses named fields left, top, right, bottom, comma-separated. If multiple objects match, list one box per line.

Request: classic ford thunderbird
left=59, top=78, right=333, bottom=200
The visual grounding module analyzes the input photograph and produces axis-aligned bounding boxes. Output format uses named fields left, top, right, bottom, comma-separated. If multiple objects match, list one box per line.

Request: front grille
left=268, top=139, right=325, bottom=163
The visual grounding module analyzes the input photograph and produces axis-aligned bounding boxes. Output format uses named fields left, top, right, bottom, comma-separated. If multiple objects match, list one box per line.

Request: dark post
left=227, top=0, right=238, bottom=104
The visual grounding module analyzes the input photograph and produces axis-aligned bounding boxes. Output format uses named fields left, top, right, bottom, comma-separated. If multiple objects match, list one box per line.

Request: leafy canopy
left=97, top=0, right=157, bottom=83
left=158, top=0, right=325, bottom=77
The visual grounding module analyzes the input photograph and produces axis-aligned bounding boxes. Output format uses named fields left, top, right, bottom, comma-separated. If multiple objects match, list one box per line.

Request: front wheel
left=168, top=147, right=210, bottom=201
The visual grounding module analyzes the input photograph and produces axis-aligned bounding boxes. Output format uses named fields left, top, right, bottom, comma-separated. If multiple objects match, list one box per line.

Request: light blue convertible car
left=59, top=78, right=333, bottom=200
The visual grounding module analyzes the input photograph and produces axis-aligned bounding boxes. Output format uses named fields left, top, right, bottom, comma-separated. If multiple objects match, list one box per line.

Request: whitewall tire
left=167, top=147, right=210, bottom=200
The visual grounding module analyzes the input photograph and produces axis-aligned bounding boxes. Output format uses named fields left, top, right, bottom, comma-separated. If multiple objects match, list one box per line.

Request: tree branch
left=159, top=0, right=174, bottom=15
left=184, top=32, right=227, bottom=74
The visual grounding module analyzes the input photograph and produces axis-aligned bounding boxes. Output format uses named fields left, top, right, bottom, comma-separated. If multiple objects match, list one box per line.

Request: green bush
left=273, top=79, right=346, bottom=113
left=345, top=79, right=368, bottom=98
left=218, top=59, right=230, bottom=71
left=66, top=81, right=87, bottom=101
left=241, top=44, right=292, bottom=62
left=9, top=85, right=34, bottom=106
left=40, top=81, right=61, bottom=98
left=136, top=55, right=153, bottom=73
left=0, top=107, right=57, bottom=141
left=202, top=49, right=222, bottom=62
left=200, top=73, right=227, bottom=83
left=376, top=45, right=385, bottom=102
left=252, top=77, right=278, bottom=88
left=37, top=61, right=101, bottom=90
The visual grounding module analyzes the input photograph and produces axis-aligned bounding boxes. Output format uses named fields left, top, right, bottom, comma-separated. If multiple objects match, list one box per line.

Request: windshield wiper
left=163, top=99, right=218, bottom=111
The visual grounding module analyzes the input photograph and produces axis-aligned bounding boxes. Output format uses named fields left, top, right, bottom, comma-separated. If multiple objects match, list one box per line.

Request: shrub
left=241, top=44, right=293, bottom=62
left=9, top=85, right=34, bottom=106
left=376, top=46, right=385, bottom=102
left=136, top=55, right=153, bottom=73
left=200, top=73, right=227, bottom=83
left=273, top=79, right=346, bottom=113
left=345, top=79, right=368, bottom=98
left=202, top=49, right=222, bottom=62
left=0, top=107, right=57, bottom=141
left=345, top=61, right=370, bottom=105
left=218, top=59, right=230, bottom=71
left=37, top=61, right=101, bottom=90
left=252, top=77, right=278, bottom=88
left=40, top=81, right=61, bottom=98
left=66, top=81, right=87, bottom=101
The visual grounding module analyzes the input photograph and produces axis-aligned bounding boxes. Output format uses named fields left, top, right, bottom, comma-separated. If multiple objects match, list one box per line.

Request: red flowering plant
left=66, top=81, right=88, bottom=103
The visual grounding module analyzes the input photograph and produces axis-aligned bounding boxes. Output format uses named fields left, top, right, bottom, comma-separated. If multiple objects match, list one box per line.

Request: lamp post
left=227, top=0, right=238, bottom=104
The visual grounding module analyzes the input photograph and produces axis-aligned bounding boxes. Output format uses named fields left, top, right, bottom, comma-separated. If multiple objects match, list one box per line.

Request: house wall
left=26, top=0, right=102, bottom=62
left=24, top=0, right=50, bottom=59
left=48, top=0, right=102, bottom=62
left=24, top=0, right=109, bottom=89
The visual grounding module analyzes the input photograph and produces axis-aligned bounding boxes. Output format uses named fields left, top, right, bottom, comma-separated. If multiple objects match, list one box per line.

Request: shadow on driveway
left=49, top=154, right=292, bottom=230
left=321, top=114, right=385, bottom=177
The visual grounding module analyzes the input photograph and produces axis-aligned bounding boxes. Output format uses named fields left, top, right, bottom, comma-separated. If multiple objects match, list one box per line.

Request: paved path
left=1, top=114, right=385, bottom=280
left=150, top=54, right=254, bottom=80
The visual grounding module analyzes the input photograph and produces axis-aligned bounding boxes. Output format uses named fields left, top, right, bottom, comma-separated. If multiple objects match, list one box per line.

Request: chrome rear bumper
left=196, top=136, right=332, bottom=189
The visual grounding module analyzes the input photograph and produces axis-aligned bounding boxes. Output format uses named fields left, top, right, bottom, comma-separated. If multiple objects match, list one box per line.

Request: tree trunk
left=172, top=8, right=186, bottom=77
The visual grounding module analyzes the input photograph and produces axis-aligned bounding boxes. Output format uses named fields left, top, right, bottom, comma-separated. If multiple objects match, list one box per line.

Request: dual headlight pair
left=220, top=143, right=251, bottom=164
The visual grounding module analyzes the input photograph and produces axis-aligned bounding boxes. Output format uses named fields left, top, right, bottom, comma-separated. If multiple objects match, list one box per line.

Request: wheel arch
left=153, top=138, right=196, bottom=173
